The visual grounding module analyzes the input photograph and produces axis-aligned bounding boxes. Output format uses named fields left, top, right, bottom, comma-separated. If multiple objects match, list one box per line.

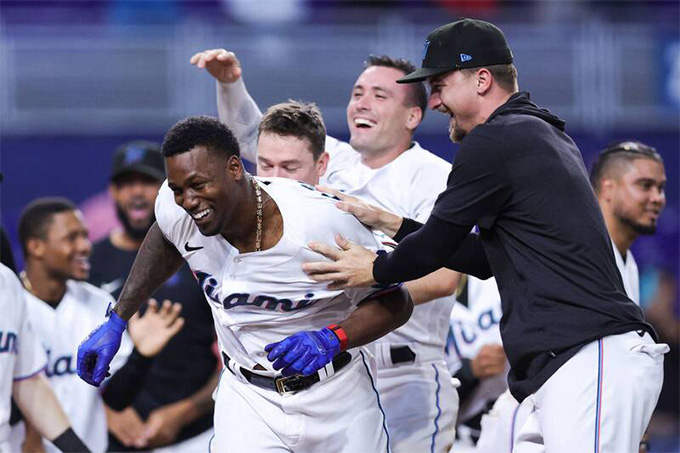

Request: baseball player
left=77, top=116, right=413, bottom=453
left=0, top=262, right=89, bottom=452
left=447, top=275, right=507, bottom=446
left=194, top=49, right=460, bottom=452
left=475, top=140, right=668, bottom=452
left=302, top=19, right=668, bottom=452
left=11, top=197, right=183, bottom=453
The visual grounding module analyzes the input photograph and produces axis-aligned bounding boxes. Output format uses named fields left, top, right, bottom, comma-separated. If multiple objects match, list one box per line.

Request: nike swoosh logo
left=184, top=242, right=204, bottom=252
left=101, top=278, right=124, bottom=294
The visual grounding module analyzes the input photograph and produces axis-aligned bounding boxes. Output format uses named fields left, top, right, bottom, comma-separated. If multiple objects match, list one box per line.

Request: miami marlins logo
left=195, top=271, right=319, bottom=312
left=422, top=40, right=430, bottom=61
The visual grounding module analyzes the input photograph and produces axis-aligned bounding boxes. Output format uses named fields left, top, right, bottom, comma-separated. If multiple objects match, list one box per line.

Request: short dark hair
left=461, top=63, right=518, bottom=93
left=18, top=197, right=77, bottom=256
left=258, top=100, right=327, bottom=160
left=161, top=115, right=240, bottom=159
left=365, top=55, right=428, bottom=120
left=590, top=140, right=664, bottom=193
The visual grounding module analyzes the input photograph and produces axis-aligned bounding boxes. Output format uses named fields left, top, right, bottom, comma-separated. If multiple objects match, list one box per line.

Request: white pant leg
left=295, top=351, right=390, bottom=453
left=476, top=389, right=532, bottom=453
left=213, top=351, right=390, bottom=453
left=212, top=371, right=290, bottom=453
left=515, top=331, right=667, bottom=453
left=378, top=360, right=458, bottom=453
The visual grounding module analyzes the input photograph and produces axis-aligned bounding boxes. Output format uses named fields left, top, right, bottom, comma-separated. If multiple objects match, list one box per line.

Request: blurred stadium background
left=0, top=0, right=678, bottom=450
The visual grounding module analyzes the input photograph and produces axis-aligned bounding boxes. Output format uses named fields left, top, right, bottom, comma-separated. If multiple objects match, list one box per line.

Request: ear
left=600, top=178, right=615, bottom=203
left=405, top=106, right=423, bottom=131
left=316, top=152, right=330, bottom=178
left=227, top=155, right=244, bottom=181
left=26, top=237, right=46, bottom=260
left=475, top=68, right=492, bottom=95
left=108, top=183, right=118, bottom=200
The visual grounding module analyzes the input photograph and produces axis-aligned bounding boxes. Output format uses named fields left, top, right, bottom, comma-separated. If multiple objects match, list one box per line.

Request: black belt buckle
left=275, top=374, right=317, bottom=394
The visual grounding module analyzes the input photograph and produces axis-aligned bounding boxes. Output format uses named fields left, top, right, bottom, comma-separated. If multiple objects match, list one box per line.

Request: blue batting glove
left=77, top=308, right=127, bottom=387
left=265, top=327, right=341, bottom=377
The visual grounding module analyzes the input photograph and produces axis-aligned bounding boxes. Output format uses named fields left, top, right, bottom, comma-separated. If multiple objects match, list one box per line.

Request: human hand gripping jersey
left=154, top=177, right=394, bottom=371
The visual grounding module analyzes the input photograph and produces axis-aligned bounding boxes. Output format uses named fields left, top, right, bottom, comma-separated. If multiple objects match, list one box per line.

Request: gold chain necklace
left=252, top=177, right=263, bottom=252
left=19, top=271, right=34, bottom=294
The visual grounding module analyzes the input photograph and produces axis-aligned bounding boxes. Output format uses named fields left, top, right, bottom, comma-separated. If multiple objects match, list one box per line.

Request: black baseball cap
left=110, top=141, right=165, bottom=182
left=397, top=18, right=513, bottom=84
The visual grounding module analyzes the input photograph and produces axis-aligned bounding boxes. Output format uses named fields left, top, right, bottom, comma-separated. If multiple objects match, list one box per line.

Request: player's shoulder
left=66, top=280, right=115, bottom=308
left=0, top=264, right=26, bottom=313
left=394, top=142, right=450, bottom=179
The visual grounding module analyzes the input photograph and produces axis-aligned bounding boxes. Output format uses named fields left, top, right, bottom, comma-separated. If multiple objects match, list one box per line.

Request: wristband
left=52, top=427, right=90, bottom=452
left=106, top=303, right=127, bottom=332
left=327, top=324, right=348, bottom=351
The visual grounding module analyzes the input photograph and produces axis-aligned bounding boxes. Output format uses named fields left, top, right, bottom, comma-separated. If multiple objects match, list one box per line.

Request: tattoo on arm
left=114, top=223, right=184, bottom=320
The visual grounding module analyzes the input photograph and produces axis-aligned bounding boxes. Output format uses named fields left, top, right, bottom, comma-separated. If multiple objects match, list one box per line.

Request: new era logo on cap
left=460, top=53, right=473, bottom=62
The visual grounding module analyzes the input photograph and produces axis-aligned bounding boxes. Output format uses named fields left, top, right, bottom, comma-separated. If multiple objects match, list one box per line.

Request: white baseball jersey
left=0, top=264, right=46, bottom=449
left=217, top=80, right=457, bottom=452
left=612, top=240, right=640, bottom=305
left=448, top=276, right=508, bottom=423
left=9, top=280, right=132, bottom=453
left=155, top=177, right=394, bottom=370
left=219, top=79, right=455, bottom=357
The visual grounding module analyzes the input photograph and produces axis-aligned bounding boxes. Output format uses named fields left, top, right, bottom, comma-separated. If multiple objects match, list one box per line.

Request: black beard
left=115, top=204, right=154, bottom=240
left=620, top=215, right=657, bottom=236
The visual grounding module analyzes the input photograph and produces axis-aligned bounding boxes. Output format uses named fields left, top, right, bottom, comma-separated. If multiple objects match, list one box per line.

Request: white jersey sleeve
left=0, top=264, right=46, bottom=445
left=216, top=79, right=261, bottom=164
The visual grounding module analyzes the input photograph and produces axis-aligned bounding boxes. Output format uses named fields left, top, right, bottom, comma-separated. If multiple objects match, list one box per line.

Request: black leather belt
left=222, top=351, right=352, bottom=394
left=390, top=346, right=416, bottom=364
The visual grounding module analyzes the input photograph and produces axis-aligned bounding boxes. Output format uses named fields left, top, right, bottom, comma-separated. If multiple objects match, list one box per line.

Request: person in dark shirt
left=88, top=141, right=218, bottom=451
left=303, top=19, right=669, bottom=452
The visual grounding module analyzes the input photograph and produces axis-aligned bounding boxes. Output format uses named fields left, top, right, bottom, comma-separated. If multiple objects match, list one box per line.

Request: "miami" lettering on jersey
left=0, top=331, right=18, bottom=354
left=195, top=271, right=320, bottom=312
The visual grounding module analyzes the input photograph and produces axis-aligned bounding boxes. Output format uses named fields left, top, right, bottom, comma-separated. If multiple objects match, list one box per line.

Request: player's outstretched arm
left=13, top=373, right=90, bottom=452
left=191, top=48, right=261, bottom=164
left=78, top=223, right=184, bottom=387
left=265, top=286, right=413, bottom=377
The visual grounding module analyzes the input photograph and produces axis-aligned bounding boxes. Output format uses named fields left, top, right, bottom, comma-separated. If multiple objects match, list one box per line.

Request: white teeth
left=193, top=209, right=211, bottom=220
left=354, top=118, right=376, bottom=127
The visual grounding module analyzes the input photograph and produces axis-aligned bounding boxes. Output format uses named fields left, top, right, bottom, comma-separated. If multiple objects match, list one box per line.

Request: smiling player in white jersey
left=193, top=49, right=460, bottom=452
left=10, top=197, right=183, bottom=453
left=77, top=116, right=413, bottom=453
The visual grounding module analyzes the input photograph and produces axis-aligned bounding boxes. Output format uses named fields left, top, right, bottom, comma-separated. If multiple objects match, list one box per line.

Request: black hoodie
left=376, top=92, right=655, bottom=402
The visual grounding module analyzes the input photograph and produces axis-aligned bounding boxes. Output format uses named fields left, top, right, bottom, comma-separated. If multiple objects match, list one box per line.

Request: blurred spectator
left=88, top=142, right=219, bottom=452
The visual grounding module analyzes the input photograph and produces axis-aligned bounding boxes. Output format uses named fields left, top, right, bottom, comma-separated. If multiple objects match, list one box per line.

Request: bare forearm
left=115, top=223, right=183, bottom=320
left=340, top=287, right=413, bottom=349
left=13, top=374, right=70, bottom=441
left=405, top=268, right=460, bottom=305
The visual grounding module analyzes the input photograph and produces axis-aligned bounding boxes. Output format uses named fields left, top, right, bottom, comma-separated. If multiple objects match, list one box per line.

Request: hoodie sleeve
left=431, top=131, right=511, bottom=230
